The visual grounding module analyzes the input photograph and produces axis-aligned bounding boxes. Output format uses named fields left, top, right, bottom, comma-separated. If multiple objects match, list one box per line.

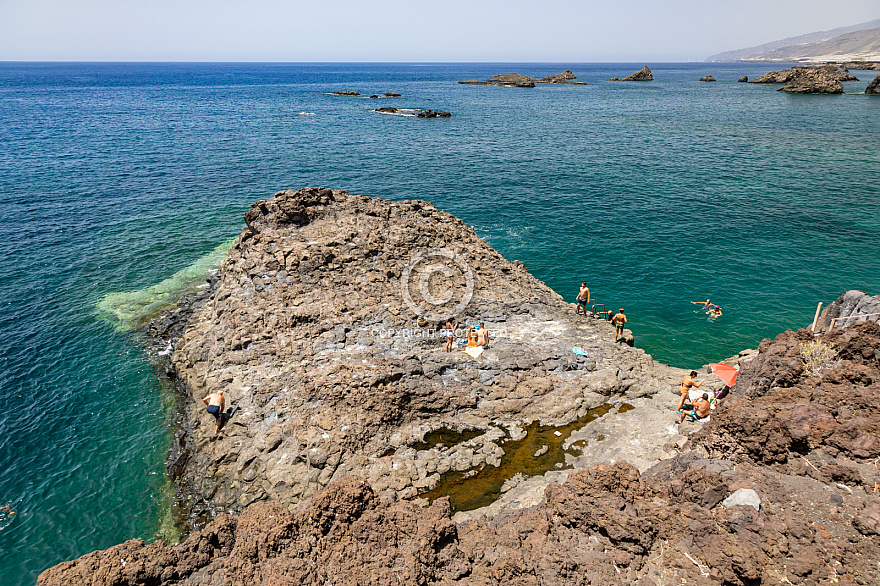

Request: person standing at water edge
left=612, top=308, right=627, bottom=341
left=576, top=282, right=590, bottom=315
left=203, top=390, right=225, bottom=435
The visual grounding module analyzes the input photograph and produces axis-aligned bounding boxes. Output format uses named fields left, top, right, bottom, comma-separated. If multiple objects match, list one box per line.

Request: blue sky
left=1, top=0, right=878, bottom=61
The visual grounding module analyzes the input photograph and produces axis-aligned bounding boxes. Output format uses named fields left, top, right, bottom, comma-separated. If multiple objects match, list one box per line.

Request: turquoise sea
left=0, top=62, right=878, bottom=584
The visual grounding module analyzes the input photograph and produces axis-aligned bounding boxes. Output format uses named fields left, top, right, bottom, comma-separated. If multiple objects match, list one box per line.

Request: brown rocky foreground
left=38, top=187, right=880, bottom=584
left=40, top=318, right=880, bottom=585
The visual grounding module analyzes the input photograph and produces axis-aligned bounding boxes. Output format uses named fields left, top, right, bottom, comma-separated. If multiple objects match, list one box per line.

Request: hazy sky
left=1, top=0, right=878, bottom=62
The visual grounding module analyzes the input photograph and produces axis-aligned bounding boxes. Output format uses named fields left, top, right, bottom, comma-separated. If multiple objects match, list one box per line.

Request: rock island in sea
left=38, top=188, right=880, bottom=585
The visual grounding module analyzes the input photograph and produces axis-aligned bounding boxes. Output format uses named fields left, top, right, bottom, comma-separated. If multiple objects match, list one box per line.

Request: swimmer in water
left=0, top=505, right=14, bottom=515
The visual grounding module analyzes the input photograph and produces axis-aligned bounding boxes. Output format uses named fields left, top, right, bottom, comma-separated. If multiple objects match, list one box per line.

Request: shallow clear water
left=1, top=62, right=878, bottom=584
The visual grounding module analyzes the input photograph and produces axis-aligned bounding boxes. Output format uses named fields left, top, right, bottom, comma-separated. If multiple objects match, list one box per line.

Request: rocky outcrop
left=842, top=61, right=880, bottom=70
left=867, top=74, right=880, bottom=93
left=458, top=71, right=586, bottom=87
left=699, top=75, right=716, bottom=82
left=737, top=75, right=749, bottom=82
left=610, top=66, right=653, bottom=81
left=374, top=107, right=452, bottom=117
left=538, top=70, right=586, bottom=84
left=687, top=320, right=880, bottom=469
left=164, top=187, right=677, bottom=526
left=778, top=67, right=846, bottom=94
left=751, top=64, right=857, bottom=84
left=42, top=425, right=880, bottom=585
left=459, top=73, right=536, bottom=87
left=329, top=91, right=401, bottom=97
left=818, top=290, right=880, bottom=331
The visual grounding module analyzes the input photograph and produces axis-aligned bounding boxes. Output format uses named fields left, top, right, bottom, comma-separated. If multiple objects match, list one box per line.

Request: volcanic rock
left=751, top=64, right=857, bottom=84
left=458, top=73, right=536, bottom=87
left=611, top=66, right=653, bottom=81
left=867, top=74, right=880, bottom=93
left=737, top=75, right=749, bottom=82
left=537, top=70, right=587, bottom=85
left=818, top=289, right=880, bottom=331
left=164, top=187, right=678, bottom=526
left=778, top=67, right=846, bottom=94
left=699, top=75, right=716, bottom=82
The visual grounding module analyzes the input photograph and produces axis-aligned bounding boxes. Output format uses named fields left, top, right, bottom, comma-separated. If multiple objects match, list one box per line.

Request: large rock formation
left=458, top=73, right=536, bottom=87
left=778, top=68, right=846, bottom=94
left=161, top=187, right=680, bottom=526
left=867, top=74, right=880, bottom=93
left=458, top=71, right=586, bottom=87
left=40, top=320, right=880, bottom=584
left=751, top=64, right=857, bottom=84
left=817, top=290, right=880, bottom=331
left=610, top=66, right=653, bottom=81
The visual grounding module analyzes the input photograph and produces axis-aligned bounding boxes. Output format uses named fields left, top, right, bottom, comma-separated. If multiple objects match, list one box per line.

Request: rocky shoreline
left=37, top=188, right=880, bottom=585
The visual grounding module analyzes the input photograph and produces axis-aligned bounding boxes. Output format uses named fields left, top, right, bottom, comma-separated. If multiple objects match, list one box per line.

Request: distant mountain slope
left=706, top=18, right=880, bottom=61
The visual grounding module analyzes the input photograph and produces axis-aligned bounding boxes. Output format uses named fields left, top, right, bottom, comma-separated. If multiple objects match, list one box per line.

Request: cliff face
left=165, top=187, right=681, bottom=524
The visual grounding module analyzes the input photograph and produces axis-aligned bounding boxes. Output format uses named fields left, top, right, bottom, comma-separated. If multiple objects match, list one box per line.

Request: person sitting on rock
left=677, top=371, right=703, bottom=413
left=678, top=393, right=712, bottom=424
left=476, top=323, right=489, bottom=348
left=467, top=327, right=479, bottom=348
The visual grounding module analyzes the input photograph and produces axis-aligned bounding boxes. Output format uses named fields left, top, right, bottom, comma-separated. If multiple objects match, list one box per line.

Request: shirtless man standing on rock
left=203, top=390, right=225, bottom=435
left=576, top=282, right=591, bottom=315
left=612, top=308, right=627, bottom=342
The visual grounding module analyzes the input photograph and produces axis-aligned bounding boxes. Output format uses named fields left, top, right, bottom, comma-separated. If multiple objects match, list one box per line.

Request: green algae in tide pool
left=416, top=403, right=615, bottom=512
left=410, top=427, right=483, bottom=451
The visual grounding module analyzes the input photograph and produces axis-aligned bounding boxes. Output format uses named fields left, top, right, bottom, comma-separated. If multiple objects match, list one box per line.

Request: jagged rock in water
left=778, top=66, right=846, bottom=94
left=867, top=74, right=880, bottom=94
left=737, top=75, right=749, bottom=82
left=611, top=66, right=653, bottom=81
left=329, top=90, right=361, bottom=96
left=699, top=75, right=716, bottom=82
left=539, top=70, right=586, bottom=84
left=751, top=64, right=857, bottom=85
left=458, top=73, right=536, bottom=87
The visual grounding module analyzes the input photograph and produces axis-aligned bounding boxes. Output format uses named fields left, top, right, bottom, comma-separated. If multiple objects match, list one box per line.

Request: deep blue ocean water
left=0, top=62, right=878, bottom=584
